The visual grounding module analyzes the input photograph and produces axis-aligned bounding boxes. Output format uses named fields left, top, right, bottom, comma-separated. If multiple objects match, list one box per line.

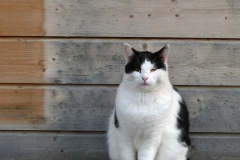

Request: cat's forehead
left=141, top=60, right=154, bottom=69
left=135, top=51, right=155, bottom=61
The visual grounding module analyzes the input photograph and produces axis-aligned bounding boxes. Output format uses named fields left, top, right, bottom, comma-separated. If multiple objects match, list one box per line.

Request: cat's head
left=123, top=43, right=170, bottom=90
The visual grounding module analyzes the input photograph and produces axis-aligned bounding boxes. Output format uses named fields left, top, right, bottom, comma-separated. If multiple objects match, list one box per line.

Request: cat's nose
left=142, top=77, right=148, bottom=82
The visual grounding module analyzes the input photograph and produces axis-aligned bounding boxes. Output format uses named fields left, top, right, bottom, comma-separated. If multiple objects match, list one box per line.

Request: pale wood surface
left=0, top=85, right=239, bottom=133
left=1, top=39, right=240, bottom=85
left=0, top=132, right=239, bottom=160
left=44, top=0, right=240, bottom=38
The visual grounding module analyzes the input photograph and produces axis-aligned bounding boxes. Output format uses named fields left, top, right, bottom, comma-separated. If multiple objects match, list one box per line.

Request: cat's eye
left=135, top=68, right=141, bottom=72
left=151, top=68, right=157, bottom=72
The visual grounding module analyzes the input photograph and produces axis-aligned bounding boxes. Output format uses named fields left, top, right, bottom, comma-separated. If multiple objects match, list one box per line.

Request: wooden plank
left=0, top=86, right=44, bottom=123
left=1, top=39, right=240, bottom=85
left=179, top=87, right=240, bottom=133
left=0, top=132, right=108, bottom=160
left=0, top=0, right=45, bottom=36
left=0, top=132, right=239, bottom=160
left=190, top=134, right=240, bottom=160
left=0, top=85, right=239, bottom=133
left=1, top=0, right=240, bottom=38
left=0, top=85, right=114, bottom=130
left=43, top=0, right=240, bottom=38
left=0, top=39, right=45, bottom=83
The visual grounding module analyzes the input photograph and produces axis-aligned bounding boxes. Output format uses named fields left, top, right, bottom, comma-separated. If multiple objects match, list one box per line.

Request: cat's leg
left=174, top=146, right=189, bottom=160
left=108, top=114, right=135, bottom=160
left=137, top=136, right=161, bottom=160
left=108, top=131, right=120, bottom=160
left=108, top=114, right=121, bottom=160
left=155, top=134, right=189, bottom=160
left=117, top=132, right=136, bottom=160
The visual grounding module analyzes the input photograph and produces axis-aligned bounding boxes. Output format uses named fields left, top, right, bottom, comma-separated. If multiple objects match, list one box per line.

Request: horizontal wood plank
left=1, top=39, right=240, bottom=85
left=0, top=0, right=44, bottom=36
left=0, top=132, right=108, bottom=160
left=0, top=39, right=45, bottom=83
left=190, top=134, right=240, bottom=160
left=0, top=85, right=239, bottom=133
left=0, top=86, right=44, bottom=123
left=0, top=132, right=239, bottom=160
left=1, top=0, right=240, bottom=37
left=41, top=0, right=240, bottom=38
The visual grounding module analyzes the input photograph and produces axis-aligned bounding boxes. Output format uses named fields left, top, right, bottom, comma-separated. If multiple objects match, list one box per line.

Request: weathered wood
left=0, top=132, right=239, bottom=160
left=180, top=87, right=240, bottom=133
left=1, top=39, right=240, bottom=85
left=190, top=134, right=240, bottom=160
left=0, top=85, right=239, bottom=133
left=0, top=0, right=44, bottom=36
left=45, top=0, right=240, bottom=38
left=0, top=132, right=108, bottom=160
left=0, top=0, right=240, bottom=38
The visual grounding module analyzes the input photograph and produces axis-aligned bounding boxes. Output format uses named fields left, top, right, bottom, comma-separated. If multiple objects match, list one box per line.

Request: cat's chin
left=141, top=83, right=150, bottom=86
left=140, top=83, right=153, bottom=89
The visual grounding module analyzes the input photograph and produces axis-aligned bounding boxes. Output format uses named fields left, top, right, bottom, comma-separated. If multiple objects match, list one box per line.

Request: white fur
left=108, top=47, right=188, bottom=160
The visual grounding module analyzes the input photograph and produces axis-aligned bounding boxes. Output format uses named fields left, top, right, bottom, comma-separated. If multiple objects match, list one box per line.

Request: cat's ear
left=154, top=44, right=170, bottom=62
left=124, top=43, right=136, bottom=62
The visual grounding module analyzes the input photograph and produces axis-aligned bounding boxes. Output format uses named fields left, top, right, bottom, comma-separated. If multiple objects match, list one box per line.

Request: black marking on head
left=114, top=110, right=119, bottom=128
left=125, top=49, right=166, bottom=74
left=174, top=88, right=191, bottom=147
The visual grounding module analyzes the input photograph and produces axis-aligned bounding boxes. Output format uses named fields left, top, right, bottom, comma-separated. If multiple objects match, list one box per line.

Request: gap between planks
left=0, top=130, right=106, bottom=135
left=1, top=83, right=240, bottom=89
left=2, top=37, right=240, bottom=41
left=0, top=130, right=239, bottom=138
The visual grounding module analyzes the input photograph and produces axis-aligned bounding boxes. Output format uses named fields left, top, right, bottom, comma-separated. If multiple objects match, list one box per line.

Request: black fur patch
left=125, top=49, right=166, bottom=74
left=114, top=110, right=119, bottom=128
left=174, top=88, right=191, bottom=147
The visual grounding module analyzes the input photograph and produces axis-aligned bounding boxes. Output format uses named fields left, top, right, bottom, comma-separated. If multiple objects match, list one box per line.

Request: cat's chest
left=116, top=91, right=173, bottom=125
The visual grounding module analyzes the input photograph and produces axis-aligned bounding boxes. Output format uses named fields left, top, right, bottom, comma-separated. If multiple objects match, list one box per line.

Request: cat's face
left=123, top=43, right=170, bottom=89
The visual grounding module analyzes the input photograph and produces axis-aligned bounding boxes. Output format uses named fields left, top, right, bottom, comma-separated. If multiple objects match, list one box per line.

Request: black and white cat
left=107, top=43, right=190, bottom=160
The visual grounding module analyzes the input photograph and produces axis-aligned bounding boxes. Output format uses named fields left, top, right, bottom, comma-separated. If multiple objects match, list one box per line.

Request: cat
left=107, top=43, right=191, bottom=160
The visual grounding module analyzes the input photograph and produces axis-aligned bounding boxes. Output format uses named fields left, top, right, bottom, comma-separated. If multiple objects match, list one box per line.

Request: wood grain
left=0, top=132, right=239, bottom=160
left=0, top=39, right=45, bottom=83
left=44, top=0, right=240, bottom=38
left=0, top=86, right=44, bottom=124
left=2, top=39, right=240, bottom=86
left=0, top=85, right=239, bottom=133
left=0, top=0, right=44, bottom=36
left=190, top=134, right=240, bottom=160
left=0, top=132, right=108, bottom=160
left=0, top=0, right=240, bottom=38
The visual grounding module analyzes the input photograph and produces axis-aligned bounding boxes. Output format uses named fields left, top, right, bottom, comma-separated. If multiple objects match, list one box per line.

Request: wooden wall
left=0, top=0, right=240, bottom=159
